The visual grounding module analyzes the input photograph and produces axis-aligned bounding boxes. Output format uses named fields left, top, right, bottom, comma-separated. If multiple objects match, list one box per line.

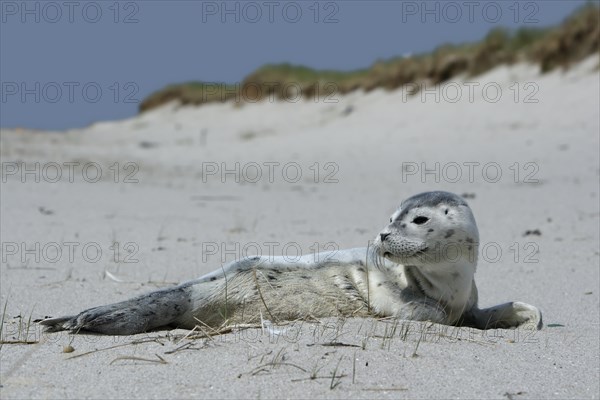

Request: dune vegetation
left=139, top=4, right=599, bottom=112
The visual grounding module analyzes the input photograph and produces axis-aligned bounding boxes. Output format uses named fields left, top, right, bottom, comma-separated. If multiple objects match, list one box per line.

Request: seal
left=40, top=191, right=543, bottom=335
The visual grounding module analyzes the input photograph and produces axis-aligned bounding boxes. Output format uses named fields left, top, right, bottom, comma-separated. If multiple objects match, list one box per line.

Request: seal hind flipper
left=39, top=315, right=78, bottom=333
left=40, top=286, right=192, bottom=335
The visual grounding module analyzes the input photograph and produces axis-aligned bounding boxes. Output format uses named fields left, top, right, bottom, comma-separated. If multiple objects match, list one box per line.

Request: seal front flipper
left=40, top=286, right=192, bottom=335
left=460, top=301, right=543, bottom=330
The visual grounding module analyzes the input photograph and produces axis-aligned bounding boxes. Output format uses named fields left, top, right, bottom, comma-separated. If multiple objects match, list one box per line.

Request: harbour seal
left=40, top=191, right=542, bottom=335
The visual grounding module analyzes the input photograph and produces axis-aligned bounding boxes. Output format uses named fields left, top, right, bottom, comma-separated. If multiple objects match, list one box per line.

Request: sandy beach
left=1, top=57, right=599, bottom=399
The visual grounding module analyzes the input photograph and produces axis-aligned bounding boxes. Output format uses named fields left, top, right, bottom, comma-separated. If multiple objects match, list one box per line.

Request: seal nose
left=380, top=233, right=390, bottom=242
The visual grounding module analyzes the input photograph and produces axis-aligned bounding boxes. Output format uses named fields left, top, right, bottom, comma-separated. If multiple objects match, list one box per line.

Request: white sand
left=1, top=57, right=599, bottom=399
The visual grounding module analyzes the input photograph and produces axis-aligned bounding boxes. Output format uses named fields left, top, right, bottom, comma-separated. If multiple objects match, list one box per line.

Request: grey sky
left=0, top=0, right=590, bottom=130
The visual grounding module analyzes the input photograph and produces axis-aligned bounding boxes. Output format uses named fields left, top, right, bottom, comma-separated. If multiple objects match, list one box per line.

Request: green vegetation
left=140, top=4, right=599, bottom=112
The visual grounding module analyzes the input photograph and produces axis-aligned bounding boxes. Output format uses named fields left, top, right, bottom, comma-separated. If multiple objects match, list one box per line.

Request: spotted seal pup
left=41, top=191, right=542, bottom=334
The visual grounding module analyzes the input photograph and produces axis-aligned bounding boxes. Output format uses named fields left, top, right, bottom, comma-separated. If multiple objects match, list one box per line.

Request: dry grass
left=0, top=298, right=38, bottom=346
left=139, top=82, right=238, bottom=112
left=530, top=3, right=600, bottom=72
left=139, top=5, right=598, bottom=112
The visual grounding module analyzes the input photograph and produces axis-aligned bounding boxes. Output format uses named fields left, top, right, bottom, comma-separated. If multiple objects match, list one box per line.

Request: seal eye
left=389, top=218, right=393, bottom=223
left=412, top=216, right=429, bottom=225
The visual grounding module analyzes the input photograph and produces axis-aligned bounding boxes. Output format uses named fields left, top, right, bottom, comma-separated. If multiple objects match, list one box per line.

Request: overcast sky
left=0, top=0, right=590, bottom=130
